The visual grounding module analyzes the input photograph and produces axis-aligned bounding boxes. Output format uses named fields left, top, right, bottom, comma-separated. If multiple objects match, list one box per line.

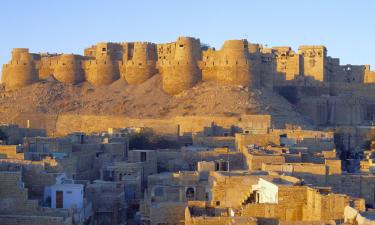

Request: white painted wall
left=251, top=178, right=278, bottom=204
left=50, top=184, right=83, bottom=209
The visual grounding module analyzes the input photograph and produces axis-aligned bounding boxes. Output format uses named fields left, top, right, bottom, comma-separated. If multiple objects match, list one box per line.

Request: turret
left=1, top=48, right=38, bottom=91
left=53, top=54, right=84, bottom=84
left=160, top=36, right=202, bottom=95
left=201, top=39, right=253, bottom=87
left=217, top=40, right=251, bottom=86
left=84, top=43, right=120, bottom=86
left=124, top=42, right=157, bottom=84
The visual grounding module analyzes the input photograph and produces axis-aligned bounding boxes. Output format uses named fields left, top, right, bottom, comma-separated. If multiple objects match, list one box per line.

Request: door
left=56, top=191, right=63, bottom=208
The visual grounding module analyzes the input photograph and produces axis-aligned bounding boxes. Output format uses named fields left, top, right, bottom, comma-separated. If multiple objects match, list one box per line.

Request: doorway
left=56, top=191, right=63, bottom=208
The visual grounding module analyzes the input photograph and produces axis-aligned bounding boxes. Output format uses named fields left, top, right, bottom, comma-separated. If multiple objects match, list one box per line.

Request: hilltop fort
left=3, top=36, right=375, bottom=91
left=2, top=36, right=375, bottom=225
left=1, top=36, right=375, bottom=130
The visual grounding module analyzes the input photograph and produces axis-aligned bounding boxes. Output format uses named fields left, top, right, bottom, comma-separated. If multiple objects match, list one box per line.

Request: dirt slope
left=0, top=74, right=311, bottom=128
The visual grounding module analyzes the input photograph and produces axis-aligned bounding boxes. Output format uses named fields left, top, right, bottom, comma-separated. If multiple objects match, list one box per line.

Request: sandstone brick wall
left=9, top=112, right=271, bottom=140
left=209, top=174, right=266, bottom=208
left=150, top=202, right=186, bottom=225
left=0, top=171, right=39, bottom=212
left=325, top=159, right=342, bottom=175
left=242, top=185, right=351, bottom=222
left=236, top=133, right=280, bottom=151
left=246, top=154, right=285, bottom=170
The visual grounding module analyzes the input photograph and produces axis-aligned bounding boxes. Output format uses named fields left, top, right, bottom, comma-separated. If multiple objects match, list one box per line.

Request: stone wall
left=8, top=112, right=271, bottom=138
left=246, top=153, right=285, bottom=171
left=149, top=202, right=186, bottom=225
left=242, top=185, right=356, bottom=222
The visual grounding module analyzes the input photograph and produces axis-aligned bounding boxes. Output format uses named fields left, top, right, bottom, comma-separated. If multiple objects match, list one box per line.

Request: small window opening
left=141, top=152, right=147, bottom=162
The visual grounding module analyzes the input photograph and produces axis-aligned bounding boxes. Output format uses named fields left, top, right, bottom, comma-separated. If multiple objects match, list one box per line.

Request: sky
left=0, top=0, right=374, bottom=74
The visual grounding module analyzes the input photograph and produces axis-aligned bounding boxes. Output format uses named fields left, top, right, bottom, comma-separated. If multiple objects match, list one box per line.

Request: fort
left=3, top=36, right=374, bottom=94
left=3, top=36, right=375, bottom=225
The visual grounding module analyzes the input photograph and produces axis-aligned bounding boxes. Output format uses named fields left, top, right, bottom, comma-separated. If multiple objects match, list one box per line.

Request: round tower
left=85, top=55, right=120, bottom=86
left=125, top=42, right=157, bottom=84
left=2, top=48, right=38, bottom=91
left=221, top=40, right=249, bottom=60
left=53, top=54, right=84, bottom=84
left=85, top=43, right=120, bottom=86
left=162, top=37, right=202, bottom=95
left=216, top=39, right=252, bottom=86
left=11, top=48, right=30, bottom=61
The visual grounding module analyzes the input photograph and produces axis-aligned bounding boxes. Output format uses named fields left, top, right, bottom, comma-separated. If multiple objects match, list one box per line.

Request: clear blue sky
left=0, top=0, right=374, bottom=74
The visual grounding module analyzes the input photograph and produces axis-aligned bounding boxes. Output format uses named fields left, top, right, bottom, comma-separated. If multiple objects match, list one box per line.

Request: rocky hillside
left=0, top=74, right=312, bottom=128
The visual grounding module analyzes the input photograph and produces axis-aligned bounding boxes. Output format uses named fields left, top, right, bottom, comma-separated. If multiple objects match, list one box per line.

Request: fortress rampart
left=124, top=42, right=157, bottom=84
left=53, top=54, right=84, bottom=84
left=158, top=37, right=202, bottom=95
left=2, top=36, right=375, bottom=94
left=1, top=48, right=38, bottom=90
left=202, top=40, right=253, bottom=86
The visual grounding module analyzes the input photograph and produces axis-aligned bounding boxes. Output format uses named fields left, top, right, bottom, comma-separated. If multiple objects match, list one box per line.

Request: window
left=102, top=48, right=106, bottom=52
left=216, top=201, right=220, bottom=206
left=215, top=162, right=220, bottom=171
left=186, top=187, right=195, bottom=200
left=141, top=152, right=147, bottom=162
left=179, top=44, right=184, bottom=48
